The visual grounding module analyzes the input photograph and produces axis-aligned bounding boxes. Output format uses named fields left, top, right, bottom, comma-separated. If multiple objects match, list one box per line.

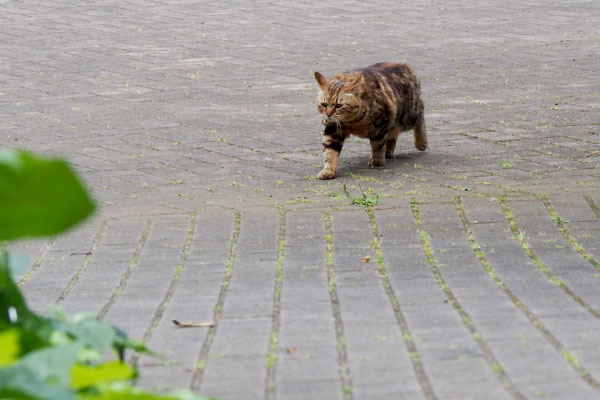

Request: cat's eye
left=320, top=102, right=327, bottom=107
left=334, top=104, right=342, bottom=108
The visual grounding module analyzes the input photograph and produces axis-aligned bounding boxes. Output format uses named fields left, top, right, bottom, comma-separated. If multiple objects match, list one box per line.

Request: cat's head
left=314, top=71, right=362, bottom=126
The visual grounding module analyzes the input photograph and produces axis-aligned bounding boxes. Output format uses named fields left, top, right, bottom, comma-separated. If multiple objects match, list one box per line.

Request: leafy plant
left=500, top=159, right=513, bottom=169
left=0, top=149, right=212, bottom=400
left=342, top=184, right=380, bottom=207
left=0, top=149, right=95, bottom=241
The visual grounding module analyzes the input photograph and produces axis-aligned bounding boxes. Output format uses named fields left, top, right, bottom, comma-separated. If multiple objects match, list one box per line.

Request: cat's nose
left=325, top=108, right=334, bottom=116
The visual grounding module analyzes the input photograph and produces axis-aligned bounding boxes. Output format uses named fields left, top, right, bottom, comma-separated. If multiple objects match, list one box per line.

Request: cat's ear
left=314, top=72, right=329, bottom=90
left=347, top=73, right=362, bottom=91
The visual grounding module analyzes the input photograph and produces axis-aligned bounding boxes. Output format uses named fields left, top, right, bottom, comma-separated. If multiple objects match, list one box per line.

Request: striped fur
left=314, top=62, right=427, bottom=179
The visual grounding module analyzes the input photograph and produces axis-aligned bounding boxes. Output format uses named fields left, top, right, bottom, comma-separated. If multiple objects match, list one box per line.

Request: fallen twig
left=172, top=312, right=222, bottom=328
left=173, top=318, right=216, bottom=328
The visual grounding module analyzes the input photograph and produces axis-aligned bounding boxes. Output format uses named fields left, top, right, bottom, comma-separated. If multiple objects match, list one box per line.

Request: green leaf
left=0, top=255, right=49, bottom=333
left=0, top=149, right=95, bottom=241
left=71, top=320, right=115, bottom=353
left=79, top=383, right=215, bottom=400
left=0, top=340, right=81, bottom=400
left=112, top=332, right=155, bottom=360
left=71, top=360, right=134, bottom=389
left=18, top=341, right=83, bottom=387
left=48, top=309, right=116, bottom=354
left=86, top=389, right=170, bottom=400
left=0, top=329, right=20, bottom=367
left=0, top=363, right=77, bottom=400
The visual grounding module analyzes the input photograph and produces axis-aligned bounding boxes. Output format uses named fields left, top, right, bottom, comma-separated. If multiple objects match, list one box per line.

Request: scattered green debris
left=500, top=159, right=514, bottom=169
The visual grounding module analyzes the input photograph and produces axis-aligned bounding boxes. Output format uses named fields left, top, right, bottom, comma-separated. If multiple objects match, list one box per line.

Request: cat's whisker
left=335, top=118, right=341, bottom=133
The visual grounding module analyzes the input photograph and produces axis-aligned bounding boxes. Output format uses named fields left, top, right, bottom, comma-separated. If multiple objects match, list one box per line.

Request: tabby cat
left=314, top=62, right=427, bottom=179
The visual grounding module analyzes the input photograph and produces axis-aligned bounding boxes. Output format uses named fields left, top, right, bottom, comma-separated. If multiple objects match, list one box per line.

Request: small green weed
left=342, top=184, right=380, bottom=207
left=500, top=159, right=514, bottom=169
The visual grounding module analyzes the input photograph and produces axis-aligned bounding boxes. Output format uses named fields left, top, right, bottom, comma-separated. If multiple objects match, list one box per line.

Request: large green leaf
left=0, top=364, right=77, bottom=400
left=78, top=383, right=216, bottom=400
left=0, top=341, right=81, bottom=400
left=0, top=149, right=95, bottom=241
left=0, top=329, right=20, bottom=367
left=71, top=360, right=134, bottom=390
left=48, top=309, right=116, bottom=354
left=47, top=308, right=152, bottom=361
left=19, top=341, right=83, bottom=386
left=0, top=254, right=49, bottom=333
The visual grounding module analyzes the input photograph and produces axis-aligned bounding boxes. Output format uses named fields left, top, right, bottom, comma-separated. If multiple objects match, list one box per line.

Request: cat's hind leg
left=385, top=128, right=401, bottom=158
left=413, top=116, right=427, bottom=151
left=369, top=137, right=386, bottom=167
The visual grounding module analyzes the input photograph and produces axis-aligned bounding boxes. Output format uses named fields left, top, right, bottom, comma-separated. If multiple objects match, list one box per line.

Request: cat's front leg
left=318, top=131, right=344, bottom=180
left=369, top=137, right=386, bottom=167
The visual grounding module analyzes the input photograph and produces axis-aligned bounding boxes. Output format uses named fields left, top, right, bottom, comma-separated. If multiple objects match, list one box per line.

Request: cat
left=314, top=62, right=427, bottom=179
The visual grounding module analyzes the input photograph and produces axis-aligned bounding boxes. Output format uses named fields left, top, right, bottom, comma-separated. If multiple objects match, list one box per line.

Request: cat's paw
left=368, top=157, right=385, bottom=167
left=415, top=141, right=427, bottom=151
left=318, top=169, right=336, bottom=180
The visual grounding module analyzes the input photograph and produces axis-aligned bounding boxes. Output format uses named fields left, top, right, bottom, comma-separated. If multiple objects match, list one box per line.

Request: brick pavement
left=2, top=0, right=600, bottom=399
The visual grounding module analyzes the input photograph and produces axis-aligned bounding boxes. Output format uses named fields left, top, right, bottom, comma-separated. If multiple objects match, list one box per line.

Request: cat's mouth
left=322, top=116, right=341, bottom=126
left=323, top=117, right=342, bottom=135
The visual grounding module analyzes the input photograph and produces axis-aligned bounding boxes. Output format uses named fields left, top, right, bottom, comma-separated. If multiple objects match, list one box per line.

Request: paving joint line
left=131, top=213, right=197, bottom=364
left=324, top=209, right=354, bottom=400
left=97, top=219, right=153, bottom=320
left=366, top=208, right=437, bottom=400
left=455, top=195, right=600, bottom=392
left=498, top=196, right=600, bottom=319
left=584, top=194, right=600, bottom=221
left=55, top=220, right=108, bottom=305
left=265, top=208, right=286, bottom=400
left=18, top=239, right=53, bottom=288
left=411, top=199, right=525, bottom=400
left=539, top=195, right=600, bottom=272
left=190, top=211, right=241, bottom=392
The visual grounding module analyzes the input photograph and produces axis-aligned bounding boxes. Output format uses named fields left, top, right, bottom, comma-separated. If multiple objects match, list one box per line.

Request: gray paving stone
left=101, top=216, right=191, bottom=339
left=200, top=353, right=269, bottom=400
left=5, top=0, right=600, bottom=398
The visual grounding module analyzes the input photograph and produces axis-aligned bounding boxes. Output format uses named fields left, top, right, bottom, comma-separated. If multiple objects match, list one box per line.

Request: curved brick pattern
left=324, top=211, right=354, bottom=399
left=190, top=211, right=241, bottom=393
left=265, top=210, right=286, bottom=399
left=499, top=198, right=600, bottom=319
left=199, top=211, right=280, bottom=398
left=411, top=201, right=521, bottom=399
left=136, top=211, right=235, bottom=390
left=16, top=239, right=53, bottom=287
left=276, top=211, right=340, bottom=400
left=16, top=218, right=106, bottom=313
left=101, top=216, right=193, bottom=341
left=456, top=196, right=600, bottom=395
left=368, top=209, right=436, bottom=400
left=6, top=0, right=600, bottom=399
